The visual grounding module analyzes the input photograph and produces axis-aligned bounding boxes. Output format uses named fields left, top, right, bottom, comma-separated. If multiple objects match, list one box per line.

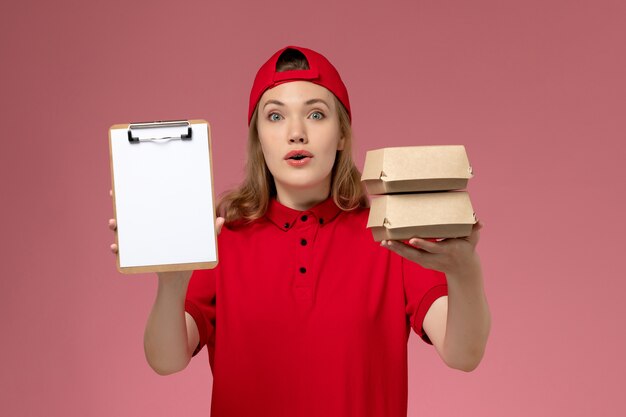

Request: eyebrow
left=305, top=98, right=330, bottom=108
left=262, top=98, right=330, bottom=109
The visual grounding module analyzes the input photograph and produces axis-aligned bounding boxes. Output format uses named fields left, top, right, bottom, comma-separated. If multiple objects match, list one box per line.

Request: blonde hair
left=217, top=53, right=369, bottom=223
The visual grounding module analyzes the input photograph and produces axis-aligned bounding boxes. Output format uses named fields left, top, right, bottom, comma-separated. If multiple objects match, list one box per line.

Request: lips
left=284, top=150, right=313, bottom=160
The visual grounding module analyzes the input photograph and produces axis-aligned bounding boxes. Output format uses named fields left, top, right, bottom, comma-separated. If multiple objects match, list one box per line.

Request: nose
left=288, top=119, right=308, bottom=144
left=290, top=136, right=307, bottom=144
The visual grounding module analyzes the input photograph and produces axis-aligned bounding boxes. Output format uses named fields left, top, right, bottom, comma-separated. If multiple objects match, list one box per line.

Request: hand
left=381, top=220, right=483, bottom=276
left=108, top=189, right=225, bottom=255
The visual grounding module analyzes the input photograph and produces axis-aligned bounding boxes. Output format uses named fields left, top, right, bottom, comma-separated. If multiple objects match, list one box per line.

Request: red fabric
left=185, top=197, right=448, bottom=417
left=248, top=45, right=352, bottom=124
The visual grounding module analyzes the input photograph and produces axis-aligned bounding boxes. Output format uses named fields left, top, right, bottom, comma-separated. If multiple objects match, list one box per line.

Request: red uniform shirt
left=185, top=197, right=448, bottom=417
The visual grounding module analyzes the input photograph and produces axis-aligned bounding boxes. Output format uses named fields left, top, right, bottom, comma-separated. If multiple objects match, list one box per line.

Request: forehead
left=259, top=81, right=335, bottom=107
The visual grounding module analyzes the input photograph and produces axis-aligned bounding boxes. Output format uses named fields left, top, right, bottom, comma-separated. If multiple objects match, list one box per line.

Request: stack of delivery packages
left=361, top=146, right=476, bottom=241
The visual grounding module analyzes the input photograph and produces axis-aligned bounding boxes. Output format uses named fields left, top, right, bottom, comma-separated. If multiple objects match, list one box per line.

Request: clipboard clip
left=128, top=120, right=192, bottom=143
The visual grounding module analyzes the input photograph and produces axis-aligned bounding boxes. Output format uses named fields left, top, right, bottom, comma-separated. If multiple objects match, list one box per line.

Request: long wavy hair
left=217, top=49, right=369, bottom=223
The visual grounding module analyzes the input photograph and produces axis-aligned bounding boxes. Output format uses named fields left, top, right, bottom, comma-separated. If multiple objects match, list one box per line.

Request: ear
left=337, top=135, right=345, bottom=151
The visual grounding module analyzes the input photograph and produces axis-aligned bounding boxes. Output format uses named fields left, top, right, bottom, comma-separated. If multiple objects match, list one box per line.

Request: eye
left=269, top=113, right=283, bottom=121
left=309, top=111, right=325, bottom=120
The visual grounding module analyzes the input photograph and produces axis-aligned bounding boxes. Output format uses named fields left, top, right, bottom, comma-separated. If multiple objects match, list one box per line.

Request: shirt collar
left=266, top=196, right=342, bottom=231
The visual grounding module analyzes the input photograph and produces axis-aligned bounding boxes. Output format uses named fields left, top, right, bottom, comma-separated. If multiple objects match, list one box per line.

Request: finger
left=382, top=240, right=427, bottom=264
left=108, top=219, right=117, bottom=231
left=467, top=220, right=483, bottom=245
left=110, top=243, right=118, bottom=254
left=216, top=217, right=225, bottom=235
left=407, top=237, right=445, bottom=254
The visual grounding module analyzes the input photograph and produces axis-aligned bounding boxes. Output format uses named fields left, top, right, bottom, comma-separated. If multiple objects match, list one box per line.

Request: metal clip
left=128, top=120, right=192, bottom=143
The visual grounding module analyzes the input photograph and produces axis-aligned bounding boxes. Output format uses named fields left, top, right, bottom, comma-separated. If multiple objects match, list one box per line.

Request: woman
left=109, top=45, right=490, bottom=417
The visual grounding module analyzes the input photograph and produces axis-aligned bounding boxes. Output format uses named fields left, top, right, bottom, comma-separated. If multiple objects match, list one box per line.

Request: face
left=256, top=81, right=345, bottom=204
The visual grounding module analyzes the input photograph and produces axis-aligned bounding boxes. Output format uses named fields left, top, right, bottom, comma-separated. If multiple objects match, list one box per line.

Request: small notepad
left=108, top=120, right=218, bottom=273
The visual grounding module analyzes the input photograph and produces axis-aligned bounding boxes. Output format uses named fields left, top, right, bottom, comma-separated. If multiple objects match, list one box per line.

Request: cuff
left=413, top=284, right=448, bottom=344
left=185, top=300, right=207, bottom=357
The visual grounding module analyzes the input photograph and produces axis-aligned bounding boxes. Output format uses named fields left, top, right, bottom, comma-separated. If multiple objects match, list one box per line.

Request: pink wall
left=2, top=0, right=625, bottom=415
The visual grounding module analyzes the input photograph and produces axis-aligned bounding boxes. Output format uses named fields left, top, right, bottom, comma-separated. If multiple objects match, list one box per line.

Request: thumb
left=216, top=217, right=225, bottom=235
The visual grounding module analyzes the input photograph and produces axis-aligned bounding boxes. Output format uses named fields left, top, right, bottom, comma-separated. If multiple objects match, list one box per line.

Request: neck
left=275, top=180, right=331, bottom=211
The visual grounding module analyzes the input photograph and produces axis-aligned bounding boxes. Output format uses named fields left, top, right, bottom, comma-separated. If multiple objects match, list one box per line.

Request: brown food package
left=361, top=145, right=473, bottom=195
left=367, top=192, right=476, bottom=241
